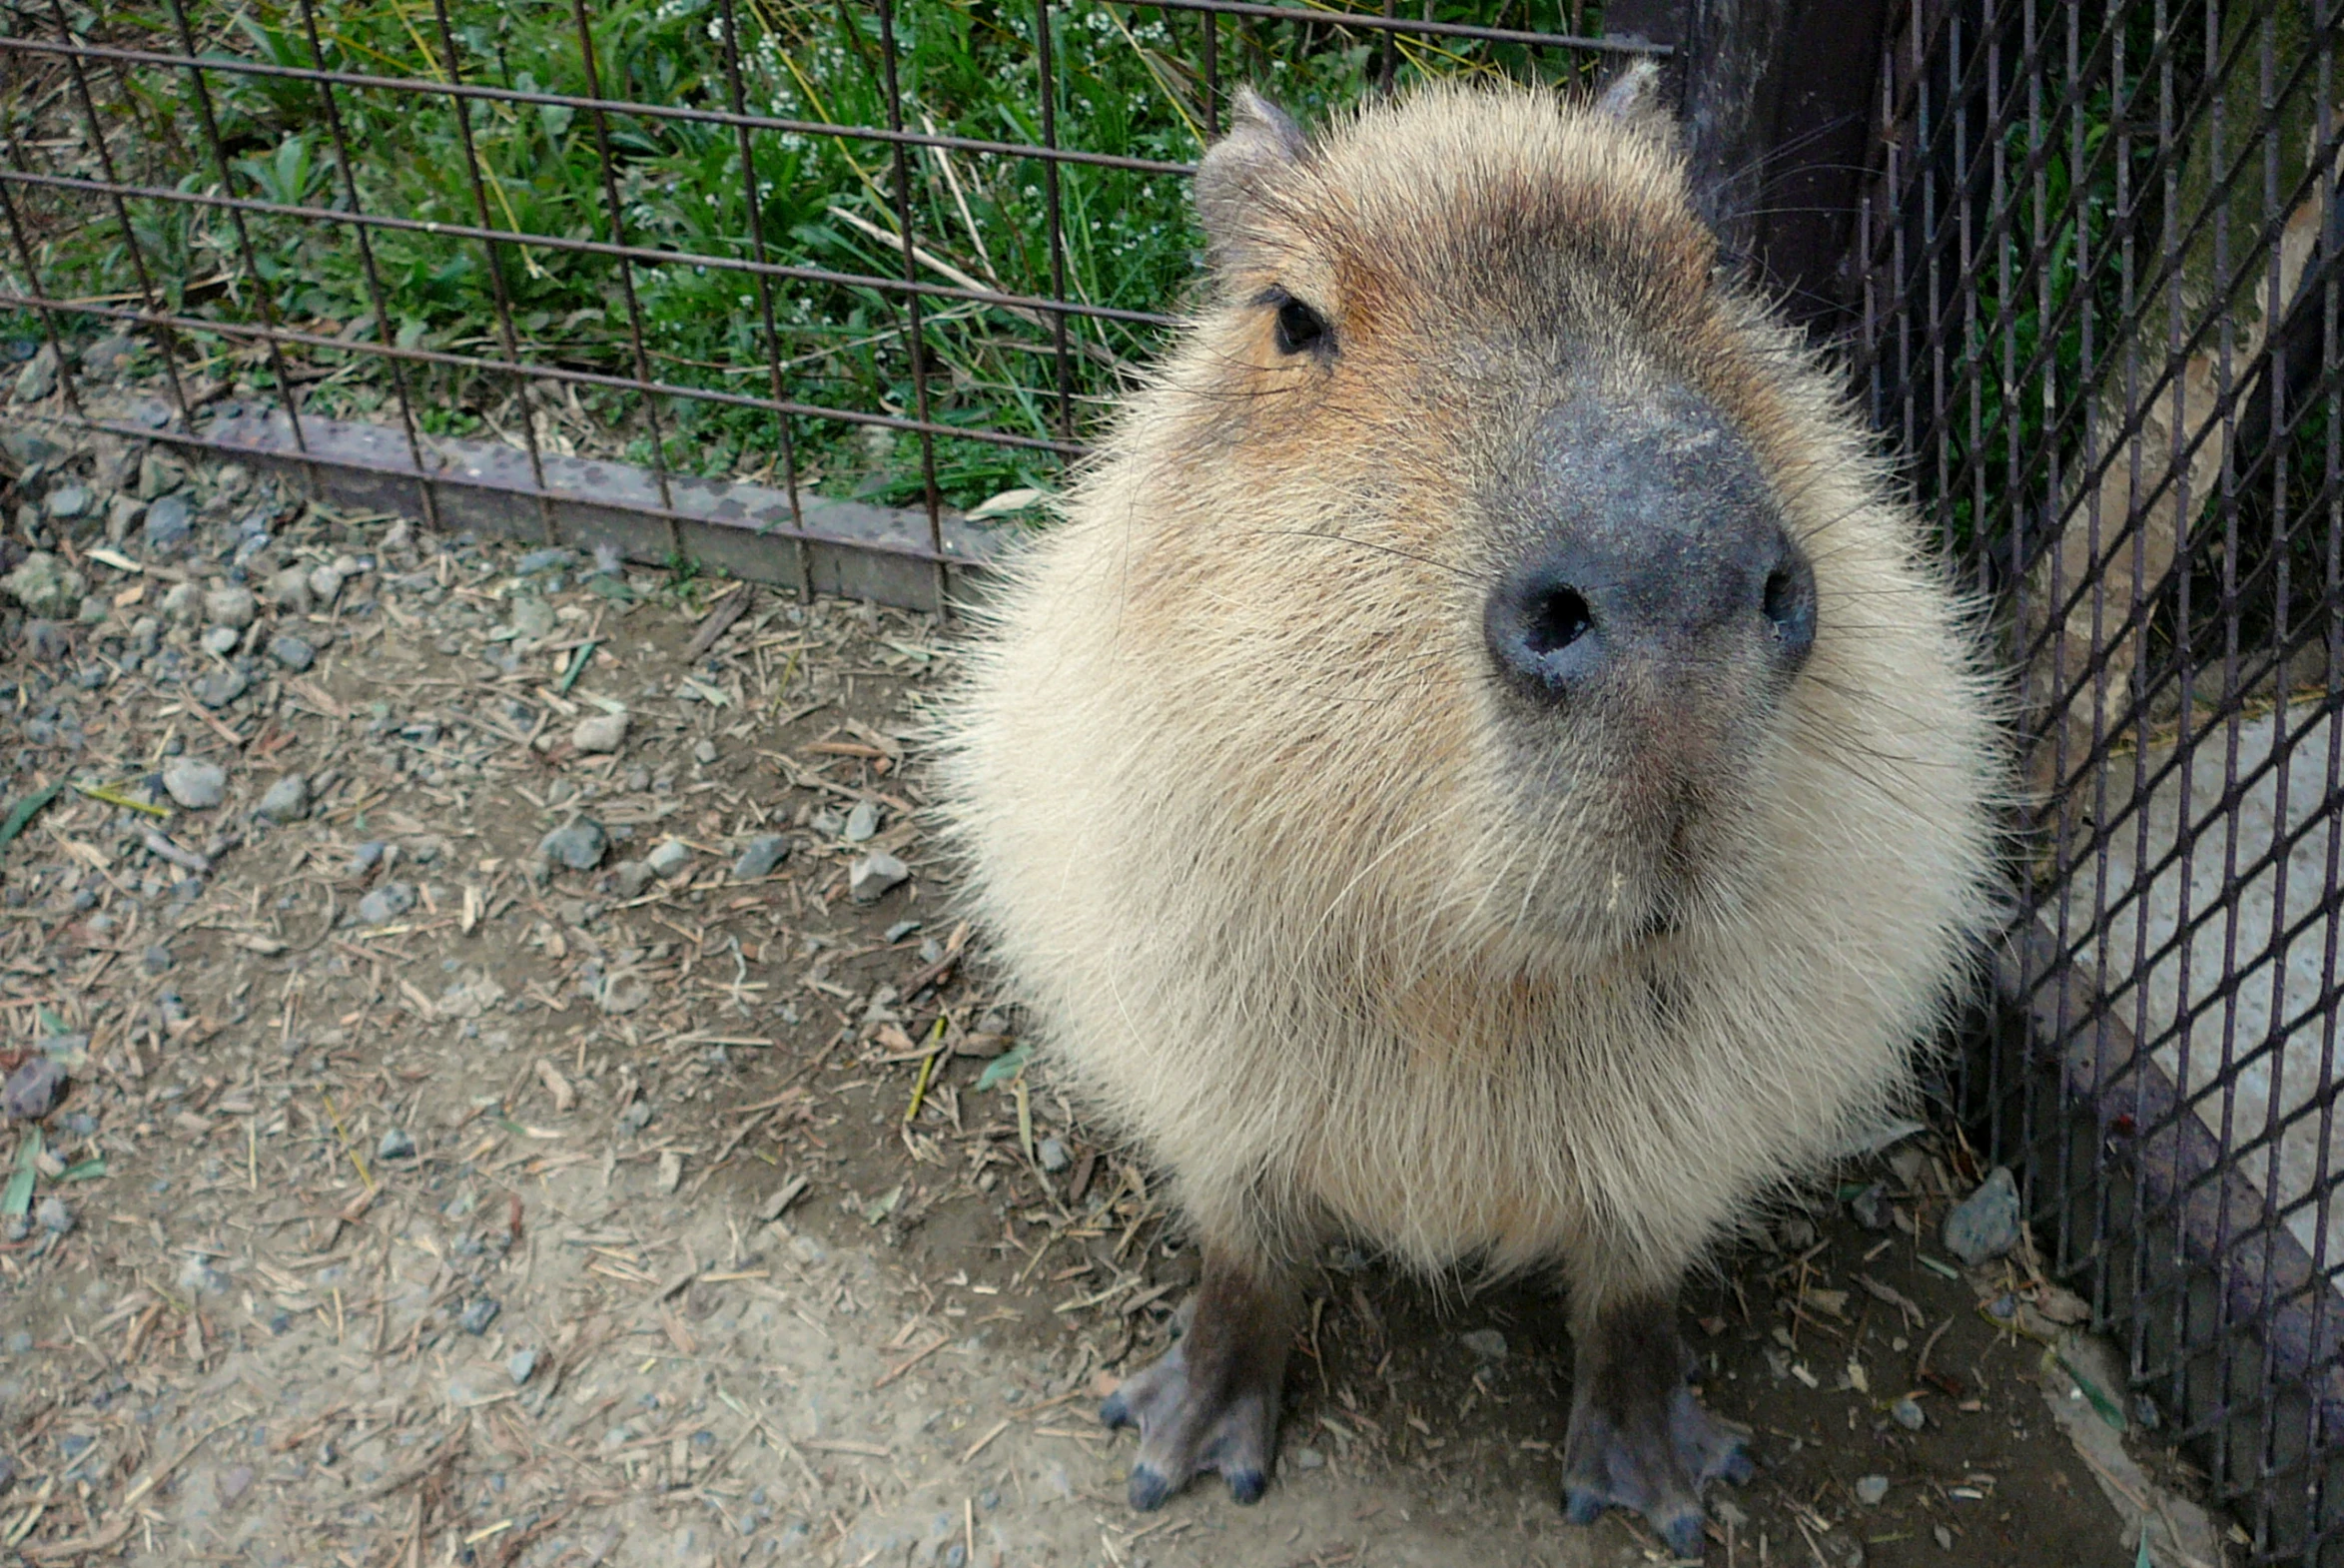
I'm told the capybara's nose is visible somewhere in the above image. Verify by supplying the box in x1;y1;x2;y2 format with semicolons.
1482;385;1816;703
1483;521;1815;702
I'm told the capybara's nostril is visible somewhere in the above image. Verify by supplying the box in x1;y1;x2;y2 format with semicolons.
1761;541;1817;670
1485;564;1604;701
1525;585;1594;658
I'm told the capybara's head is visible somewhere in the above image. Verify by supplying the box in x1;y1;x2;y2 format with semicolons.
1071;77;1983;966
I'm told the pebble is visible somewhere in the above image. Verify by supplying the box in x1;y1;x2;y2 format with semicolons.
540;819;608;872
45;483;90;519
607;861;655;901
377;1128;416;1161
268;633;316;671
2;1058;67;1120
162;757;228;809
197;667;251;708
572;712;628;753
266;565;314;613
4;552;86;619
507;1347;539;1385
1855;1474;1889;1506
205;583;258;629
142;945;174;974
646;839;692;879
308;564;344;604
161;580;201;621
257;774;309;823
843;800;881;842
849;852;909;903
1934;1525;1953;1551
458;1298;500;1334
1890;1395;1926;1431
516;547;573;574
220;1465;254;1504
21;620;71;662
13;345;55;400
35;1194;72;1234
507;595;555;640
357;882;416;925
733;836;790;880
177;1256;231;1295
1459;1328;1508;1362
692;737;717;764
1036;1137;1070;1173
1943;1166;2021;1265
144;493;193;552
201;624;241;656
1289;1446;1325;1471
1848;1182;1892;1230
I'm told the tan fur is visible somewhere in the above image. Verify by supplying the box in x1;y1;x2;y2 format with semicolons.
937;83;2004;1311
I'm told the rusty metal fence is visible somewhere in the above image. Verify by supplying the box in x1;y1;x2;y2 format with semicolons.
10;0;2344;1557
1861;0;2344;1558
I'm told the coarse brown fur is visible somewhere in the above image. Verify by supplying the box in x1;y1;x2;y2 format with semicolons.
937;75;2004;1507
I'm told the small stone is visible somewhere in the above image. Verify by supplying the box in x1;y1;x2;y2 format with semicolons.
75;594;107;626
1890;1395;1925;1431
657;1150;683;1192
607;861;655;901
1855;1474;1889;1506
507;1347;539;1385
457;1297;500;1334
1848;1182;1892;1230
308;564;344;605
201;624;241;656
144;493;194;552
357;882;416;925
2;1057;67;1120
105;492;145;542
733;836;790;880
161;579;201;622
843;800;881;842
692;738;717;764
507;595;555;641
265;565;313;614
572;712;628;754
377;1127;416;1161
257;774;309;823
646;839;691;880
884;920;923;943
205;583;258;629
161;757;228;809
219;1464;254;1504
599;976;652;1016
1036;1137;1070;1174
198;667;251;708
848;852;909;904
268;633;315;671
13;344;56;401
516;547;573;575
34;1194;72;1233
142;945;173;975
1289;1446;1325;1471
45;483;90;519
539;819;607;872
177;1256;230;1295
1934;1524;1953;1551
21;620;72;662
1943;1166;2021;1265
4;552;86;618
1459;1328;1508;1362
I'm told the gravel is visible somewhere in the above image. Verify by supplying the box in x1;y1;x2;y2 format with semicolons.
733;835;791;880
143;493;193;551
2;1058;67;1121
161;758;228;810
572;712;629;753
849;852;910;903
646;839;692;879
257;774;310;823
204;583;258;629
357;882;416;925
539;819;608;872
268;633;316;671
1943;1167;2021;1265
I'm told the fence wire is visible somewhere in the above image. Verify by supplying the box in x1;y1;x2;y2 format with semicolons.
1861;0;2344;1557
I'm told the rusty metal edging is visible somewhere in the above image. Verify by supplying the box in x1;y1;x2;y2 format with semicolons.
79;404;1007;614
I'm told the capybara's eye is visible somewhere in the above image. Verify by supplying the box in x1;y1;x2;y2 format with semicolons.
1272;296;1328;356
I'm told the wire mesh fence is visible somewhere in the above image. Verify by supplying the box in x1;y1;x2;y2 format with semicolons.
0;1;1646;599
1860;0;2344;1556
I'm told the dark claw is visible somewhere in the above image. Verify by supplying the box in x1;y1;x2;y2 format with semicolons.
1225;1467;1266;1505
1660;1509;1707;1559
1100;1393;1133;1430
1128;1463;1172;1512
1564;1488;1605;1527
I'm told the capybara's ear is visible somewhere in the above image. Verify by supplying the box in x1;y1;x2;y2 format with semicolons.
1194;88;1307;273
1594;57;1673;138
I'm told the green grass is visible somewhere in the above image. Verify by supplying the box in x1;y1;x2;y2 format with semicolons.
2;0;1613;509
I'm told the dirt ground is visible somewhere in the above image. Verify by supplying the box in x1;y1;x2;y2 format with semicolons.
0;414;2236;1567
